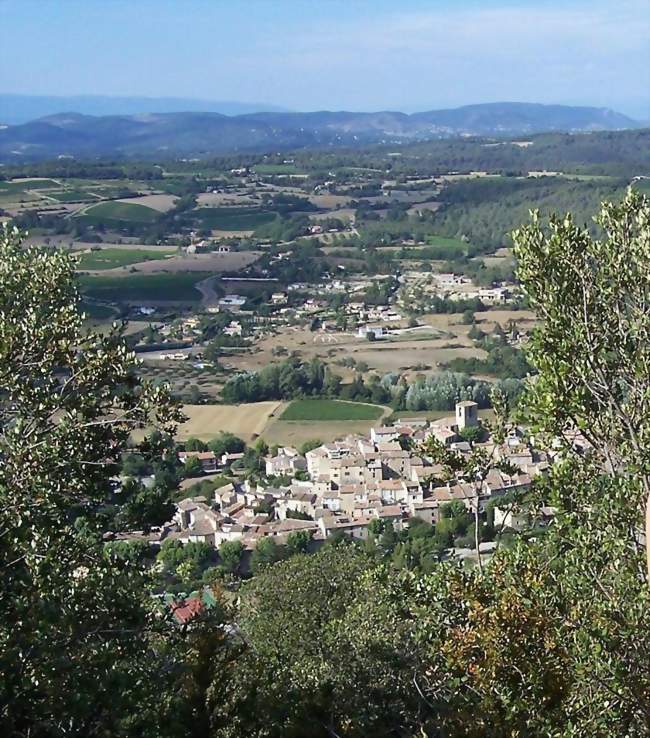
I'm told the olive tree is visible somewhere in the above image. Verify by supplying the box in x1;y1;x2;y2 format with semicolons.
513;188;650;579
0;227;184;736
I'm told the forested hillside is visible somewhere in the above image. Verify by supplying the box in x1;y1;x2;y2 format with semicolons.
432;176;628;248
0;103;640;161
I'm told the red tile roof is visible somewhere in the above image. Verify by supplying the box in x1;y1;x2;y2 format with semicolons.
171;596;205;625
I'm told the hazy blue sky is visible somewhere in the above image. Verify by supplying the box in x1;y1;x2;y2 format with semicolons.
2;0;648;117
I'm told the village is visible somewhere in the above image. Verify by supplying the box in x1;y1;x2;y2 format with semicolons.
109;397;568;571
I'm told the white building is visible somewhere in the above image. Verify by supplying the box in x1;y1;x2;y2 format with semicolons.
358;325;384;339
218;294;247;309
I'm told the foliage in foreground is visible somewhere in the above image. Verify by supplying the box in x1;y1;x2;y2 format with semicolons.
1;189;650;737
0;227;191;736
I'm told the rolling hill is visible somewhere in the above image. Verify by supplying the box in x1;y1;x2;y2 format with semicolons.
0;102;639;161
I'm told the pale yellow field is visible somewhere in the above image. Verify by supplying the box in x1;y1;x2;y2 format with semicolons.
227;306;535;382
176;401;287;441
347;342;485;374
474;309;536;329
196;192;258;207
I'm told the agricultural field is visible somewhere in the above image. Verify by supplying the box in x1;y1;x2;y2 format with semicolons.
424;235;467;249
0;191;42;208
191;207;277;231
0;178;60;194
346;341;484;375
310;208;356;223
407;200;441;215
176;401;286;441
76;200;160;226
117;194;178;212
79;271;212;303
253;164;307;175
196;192;258;207
118;251;261;274
88;186;139;198
46;190;99;203
227;320;480;380
76;247;176;270
137;359;225;401
307;194;352;209
263;416;390;446
280;398;384;421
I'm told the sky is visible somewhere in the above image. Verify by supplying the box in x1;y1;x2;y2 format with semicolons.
1;0;649;118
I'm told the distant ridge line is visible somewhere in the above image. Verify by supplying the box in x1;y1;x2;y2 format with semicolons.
0;101;640;161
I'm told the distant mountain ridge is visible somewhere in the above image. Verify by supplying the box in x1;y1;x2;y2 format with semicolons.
0;94;290;124
0;102;640;161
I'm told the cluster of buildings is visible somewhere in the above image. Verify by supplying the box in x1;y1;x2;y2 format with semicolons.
114;401;558;557
398;270;514;307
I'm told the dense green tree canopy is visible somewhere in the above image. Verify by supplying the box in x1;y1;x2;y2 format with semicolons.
0;226;183;735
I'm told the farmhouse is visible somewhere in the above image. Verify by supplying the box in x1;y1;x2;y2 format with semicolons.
177;451;218;473
223;321;243;337
478;286;510;303
358;325;384;339
218;294;247;309
270;292;288;305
